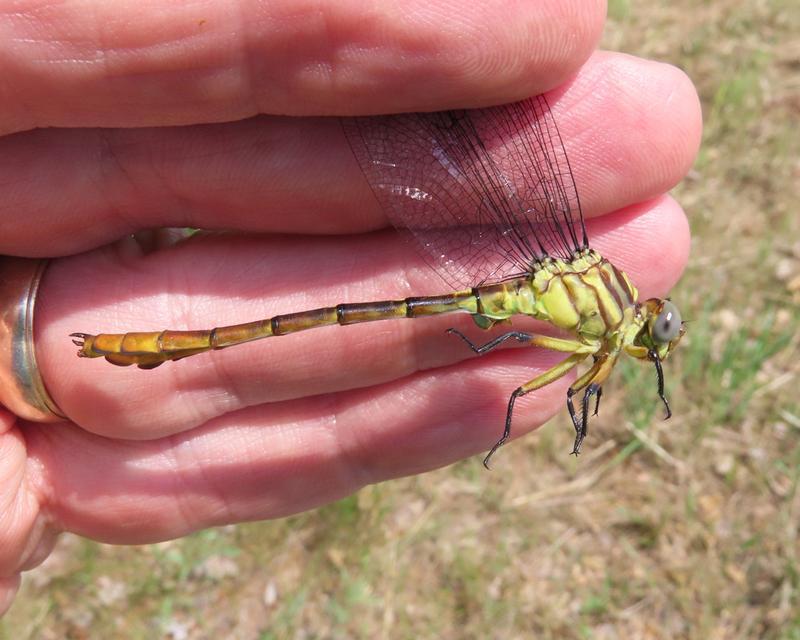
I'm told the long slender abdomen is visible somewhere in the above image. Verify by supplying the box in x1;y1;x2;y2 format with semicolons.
70;290;480;368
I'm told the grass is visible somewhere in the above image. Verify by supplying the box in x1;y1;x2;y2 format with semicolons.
4;1;800;638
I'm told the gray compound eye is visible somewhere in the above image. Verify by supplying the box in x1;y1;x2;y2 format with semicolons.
652;300;682;343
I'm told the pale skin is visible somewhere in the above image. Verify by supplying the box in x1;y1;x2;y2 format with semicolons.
0;0;701;614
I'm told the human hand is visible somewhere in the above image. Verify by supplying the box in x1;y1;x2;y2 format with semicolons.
0;0;700;613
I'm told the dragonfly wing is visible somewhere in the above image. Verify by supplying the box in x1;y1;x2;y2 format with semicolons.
341;95;586;289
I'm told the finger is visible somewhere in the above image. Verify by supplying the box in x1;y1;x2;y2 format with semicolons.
30;308;680;542
0;52;700;256
1;0;605;134
0;576;20;616
37;195;690;438
0;411;45;581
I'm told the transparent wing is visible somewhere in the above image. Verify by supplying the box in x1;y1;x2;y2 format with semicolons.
341;95;587;289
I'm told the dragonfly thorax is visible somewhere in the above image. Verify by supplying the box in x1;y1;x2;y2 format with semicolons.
523;249;639;341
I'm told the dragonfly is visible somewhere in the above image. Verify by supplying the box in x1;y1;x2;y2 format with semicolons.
70;95;686;468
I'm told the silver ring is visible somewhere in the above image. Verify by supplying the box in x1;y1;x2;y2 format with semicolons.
0;257;65;422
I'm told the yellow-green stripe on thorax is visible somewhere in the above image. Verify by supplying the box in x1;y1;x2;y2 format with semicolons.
471;249;639;341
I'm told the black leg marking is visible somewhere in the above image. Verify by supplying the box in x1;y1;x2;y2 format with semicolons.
446;328;535;355
593;386;603;417
648;349;672;419
571;383;601;455
567;388;581;436
483;387;525;469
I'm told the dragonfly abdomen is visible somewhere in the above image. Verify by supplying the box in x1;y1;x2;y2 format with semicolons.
265;291;482;335
70;289;484;368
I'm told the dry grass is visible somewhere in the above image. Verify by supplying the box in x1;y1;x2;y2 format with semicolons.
4;1;800;638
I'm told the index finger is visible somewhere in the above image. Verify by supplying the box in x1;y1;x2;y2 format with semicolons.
1;0;605;134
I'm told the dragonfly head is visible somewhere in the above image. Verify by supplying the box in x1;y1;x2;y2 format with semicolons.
632;298;686;360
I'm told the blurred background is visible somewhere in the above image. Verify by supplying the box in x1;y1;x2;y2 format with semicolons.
4;1;799;638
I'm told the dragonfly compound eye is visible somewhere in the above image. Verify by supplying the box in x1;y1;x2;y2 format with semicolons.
652;300;682;343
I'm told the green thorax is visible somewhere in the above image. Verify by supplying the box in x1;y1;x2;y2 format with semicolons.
469;249;640;341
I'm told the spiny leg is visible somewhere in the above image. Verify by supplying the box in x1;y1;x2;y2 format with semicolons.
648;349;672;419
447;328;589;355
589;355;603;415
593;387;603;416
483;352;587;469
565;385;601;455
566;383;603;441
572;383;602;455
447;329;533;354
566;352;618;455
566;357;606;439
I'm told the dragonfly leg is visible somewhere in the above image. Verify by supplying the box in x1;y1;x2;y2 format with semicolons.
590;355;603;415
593;386;603;416
447;328;589;356
569;383;602;455
447;329;534;354
566;352;618;455
648;349;672;419
483;352;587;469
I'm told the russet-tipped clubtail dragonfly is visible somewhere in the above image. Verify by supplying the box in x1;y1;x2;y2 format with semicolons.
71;95;685;467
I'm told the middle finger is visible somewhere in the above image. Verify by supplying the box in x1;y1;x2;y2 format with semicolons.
0;52;700;256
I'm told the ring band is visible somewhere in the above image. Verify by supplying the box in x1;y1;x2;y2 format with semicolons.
0;257;66;422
